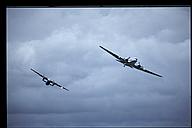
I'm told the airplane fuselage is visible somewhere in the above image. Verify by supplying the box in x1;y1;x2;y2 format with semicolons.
116;59;135;68
42;77;54;86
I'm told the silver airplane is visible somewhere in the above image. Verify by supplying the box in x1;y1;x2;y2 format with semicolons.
30;68;69;91
99;46;162;77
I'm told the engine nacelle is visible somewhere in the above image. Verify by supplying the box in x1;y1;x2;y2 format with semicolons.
45;81;50;85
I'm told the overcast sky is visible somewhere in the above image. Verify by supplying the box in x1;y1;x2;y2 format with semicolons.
7;7;191;127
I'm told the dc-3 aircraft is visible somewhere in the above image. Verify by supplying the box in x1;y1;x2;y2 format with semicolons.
99;46;162;77
30;68;69;91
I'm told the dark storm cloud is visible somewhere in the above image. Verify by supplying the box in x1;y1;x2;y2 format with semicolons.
7;7;190;126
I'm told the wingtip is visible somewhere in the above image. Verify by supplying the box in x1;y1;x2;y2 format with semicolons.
61;87;69;91
65;88;69;91
158;75;163;78
99;46;105;49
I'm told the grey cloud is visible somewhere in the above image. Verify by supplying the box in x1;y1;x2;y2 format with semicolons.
7;7;190;126
8;8;189;43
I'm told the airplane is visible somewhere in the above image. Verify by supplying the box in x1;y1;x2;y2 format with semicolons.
30;68;69;91
99;46;163;77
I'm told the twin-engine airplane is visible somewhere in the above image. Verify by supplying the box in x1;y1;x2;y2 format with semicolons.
30;68;69;91
99;46;162;77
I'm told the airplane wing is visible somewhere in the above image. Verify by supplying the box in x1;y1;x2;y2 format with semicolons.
133;65;162;77
54;82;69;91
99;46;122;60
30;68;46;78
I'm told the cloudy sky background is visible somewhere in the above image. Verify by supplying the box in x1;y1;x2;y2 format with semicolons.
7;7;191;127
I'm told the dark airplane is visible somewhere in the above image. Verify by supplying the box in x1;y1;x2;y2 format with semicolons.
99;46;163;77
30;68;69;91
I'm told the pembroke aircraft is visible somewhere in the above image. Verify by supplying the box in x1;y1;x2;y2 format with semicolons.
30;68;69;91
99;46;162;77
